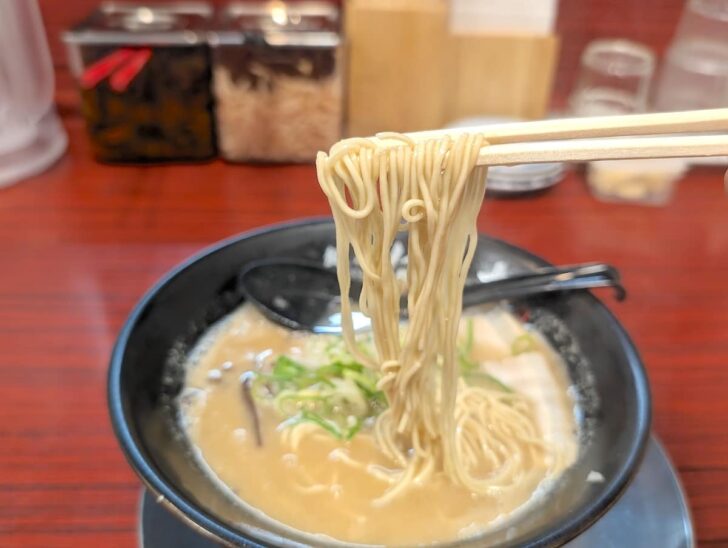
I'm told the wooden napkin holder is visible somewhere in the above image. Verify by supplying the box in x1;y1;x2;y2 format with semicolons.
345;0;560;135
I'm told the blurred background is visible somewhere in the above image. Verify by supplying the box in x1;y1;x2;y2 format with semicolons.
2;2;728;546
43;0;688;112
7;0;721;202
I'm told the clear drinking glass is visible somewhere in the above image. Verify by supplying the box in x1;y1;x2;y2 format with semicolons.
568;39;684;206
0;0;67;187
654;0;728;111
569;39;656;116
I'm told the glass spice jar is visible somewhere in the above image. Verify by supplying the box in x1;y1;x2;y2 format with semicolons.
210;1;343;163
63;2;216;163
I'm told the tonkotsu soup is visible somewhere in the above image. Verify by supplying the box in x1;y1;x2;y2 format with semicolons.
178;303;578;545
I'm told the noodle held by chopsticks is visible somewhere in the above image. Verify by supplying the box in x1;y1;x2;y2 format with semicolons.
315;133;548;503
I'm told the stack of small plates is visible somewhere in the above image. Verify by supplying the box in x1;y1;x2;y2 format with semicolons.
446;117;567;195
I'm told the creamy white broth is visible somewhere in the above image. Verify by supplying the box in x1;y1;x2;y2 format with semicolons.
179;303;578;545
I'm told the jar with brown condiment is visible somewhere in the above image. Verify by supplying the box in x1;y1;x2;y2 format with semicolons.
63;2;216;163
210;2;343;163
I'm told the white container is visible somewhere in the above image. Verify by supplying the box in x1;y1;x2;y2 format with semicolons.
0;0;67;188
587;158;688;206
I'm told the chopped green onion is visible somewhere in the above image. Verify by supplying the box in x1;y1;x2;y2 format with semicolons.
342;368;378;396
458;353;478;373
281;410;362;441
272;355;307;377
456;318;513;392
464;371;514;393
253;350;385;441
457;318;478;374
464;318;474;355
274;390;330;416
511;334;537;355
344;416;363;440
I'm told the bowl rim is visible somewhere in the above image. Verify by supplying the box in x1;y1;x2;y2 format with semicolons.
108;217;651;548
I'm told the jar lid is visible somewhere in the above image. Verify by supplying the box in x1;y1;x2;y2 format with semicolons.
63;2;213;46
210;1;341;48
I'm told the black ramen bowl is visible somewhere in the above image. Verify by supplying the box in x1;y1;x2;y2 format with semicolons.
109;218;651;547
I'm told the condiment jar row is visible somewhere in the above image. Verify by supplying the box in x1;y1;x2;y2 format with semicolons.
63;1;343;164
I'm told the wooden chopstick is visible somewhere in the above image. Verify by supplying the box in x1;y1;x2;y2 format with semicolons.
478;134;728;166
370;109;728;165
394;108;728;145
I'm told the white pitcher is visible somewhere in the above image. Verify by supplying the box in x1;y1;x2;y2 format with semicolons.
0;0;67;187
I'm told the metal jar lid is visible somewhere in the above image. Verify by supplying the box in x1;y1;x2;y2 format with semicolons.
209;1;341;48
62;2;213;46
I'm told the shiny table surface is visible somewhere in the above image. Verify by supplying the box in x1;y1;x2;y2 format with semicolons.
2;115;727;546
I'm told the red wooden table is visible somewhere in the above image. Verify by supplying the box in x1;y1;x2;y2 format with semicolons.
1;111;727;546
